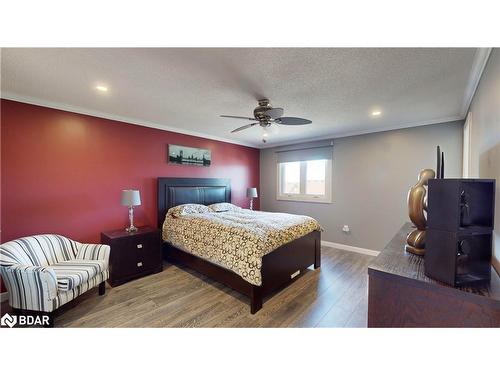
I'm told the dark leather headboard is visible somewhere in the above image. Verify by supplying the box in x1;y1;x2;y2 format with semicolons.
157;177;231;228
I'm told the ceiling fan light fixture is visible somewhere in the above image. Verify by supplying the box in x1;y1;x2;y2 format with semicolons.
221;99;312;136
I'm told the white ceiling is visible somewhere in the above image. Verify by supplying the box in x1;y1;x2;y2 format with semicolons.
0;48;485;148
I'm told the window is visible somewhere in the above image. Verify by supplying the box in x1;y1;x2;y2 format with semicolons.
282;161;301;194
306;159;326;195
277;157;332;203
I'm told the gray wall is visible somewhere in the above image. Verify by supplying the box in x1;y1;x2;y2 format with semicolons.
260;121;463;251
468;49;500;271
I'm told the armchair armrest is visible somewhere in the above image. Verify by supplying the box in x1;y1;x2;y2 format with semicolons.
76;243;110;264
0;264;58;311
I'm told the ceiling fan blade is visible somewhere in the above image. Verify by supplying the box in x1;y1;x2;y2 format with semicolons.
231;122;259;133
276;117;312;125
221;115;257;121
263;107;284;119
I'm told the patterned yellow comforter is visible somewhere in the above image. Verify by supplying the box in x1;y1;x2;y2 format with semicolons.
162;209;321;286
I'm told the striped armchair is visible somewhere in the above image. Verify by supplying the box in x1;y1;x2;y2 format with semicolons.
0;234;110;317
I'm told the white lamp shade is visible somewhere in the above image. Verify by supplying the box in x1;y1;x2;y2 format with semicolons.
246;187;258;198
121;190;141;206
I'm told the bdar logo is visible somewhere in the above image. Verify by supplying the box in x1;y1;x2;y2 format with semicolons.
1;313;17;328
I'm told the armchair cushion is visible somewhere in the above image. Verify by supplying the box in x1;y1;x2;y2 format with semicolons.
50;259;107;291
76;243;110;264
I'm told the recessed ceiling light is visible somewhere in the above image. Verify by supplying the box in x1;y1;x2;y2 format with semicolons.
371;110;382;116
95;85;108;92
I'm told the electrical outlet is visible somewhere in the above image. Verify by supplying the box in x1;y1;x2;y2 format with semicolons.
342;225;350;233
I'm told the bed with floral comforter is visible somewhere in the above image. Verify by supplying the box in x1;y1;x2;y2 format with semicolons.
162;207;320;286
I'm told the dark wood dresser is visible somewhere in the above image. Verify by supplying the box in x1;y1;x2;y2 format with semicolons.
368;222;500;327
101;226;162;287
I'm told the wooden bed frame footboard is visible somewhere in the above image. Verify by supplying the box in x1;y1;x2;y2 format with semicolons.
163;230;321;314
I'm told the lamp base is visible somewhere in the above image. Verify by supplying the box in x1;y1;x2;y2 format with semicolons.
125;206;138;232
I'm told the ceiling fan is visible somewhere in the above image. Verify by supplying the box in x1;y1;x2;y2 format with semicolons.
220;99;312;143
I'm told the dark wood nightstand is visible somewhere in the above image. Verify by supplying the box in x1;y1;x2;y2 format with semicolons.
101;226;162;287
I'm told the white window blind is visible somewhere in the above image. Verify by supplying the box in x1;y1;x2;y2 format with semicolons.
276;145;333;163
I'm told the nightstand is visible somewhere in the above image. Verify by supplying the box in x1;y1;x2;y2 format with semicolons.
101;226;162;287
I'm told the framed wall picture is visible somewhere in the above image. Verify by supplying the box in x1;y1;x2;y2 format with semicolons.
168;144;211;166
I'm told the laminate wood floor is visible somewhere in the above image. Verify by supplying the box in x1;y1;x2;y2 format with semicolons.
2;246;374;328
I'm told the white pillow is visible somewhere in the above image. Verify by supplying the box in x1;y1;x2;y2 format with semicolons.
167;204;212;218
208;203;241;212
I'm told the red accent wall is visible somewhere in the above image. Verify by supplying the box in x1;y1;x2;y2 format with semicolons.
0;99;260;292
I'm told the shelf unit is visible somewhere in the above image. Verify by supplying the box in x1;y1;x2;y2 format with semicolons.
425;179;495;287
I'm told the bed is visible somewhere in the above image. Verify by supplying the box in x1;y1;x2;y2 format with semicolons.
157;177;321;313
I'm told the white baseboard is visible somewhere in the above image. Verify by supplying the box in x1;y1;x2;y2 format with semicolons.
321;240;380;257
0;291;9;303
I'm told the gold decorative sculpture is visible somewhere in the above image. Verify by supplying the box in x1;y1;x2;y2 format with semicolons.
405;169;436;256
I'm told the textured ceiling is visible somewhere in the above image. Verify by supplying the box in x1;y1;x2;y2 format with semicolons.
1;48;478;148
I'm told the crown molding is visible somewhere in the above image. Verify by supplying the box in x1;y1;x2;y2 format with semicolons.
260;116;463;149
460;48;492;117
0;92;260;149
1;92;465;150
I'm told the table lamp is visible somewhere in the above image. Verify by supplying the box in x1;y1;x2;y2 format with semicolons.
121;189;141;232
246;187;258;210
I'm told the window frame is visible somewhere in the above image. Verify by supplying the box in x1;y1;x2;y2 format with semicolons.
276;159;333;203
